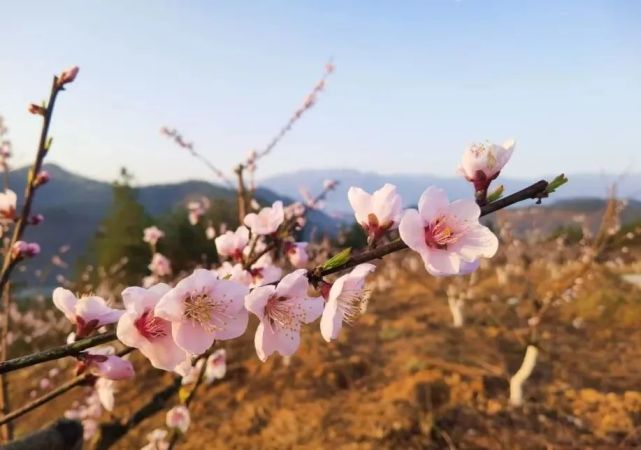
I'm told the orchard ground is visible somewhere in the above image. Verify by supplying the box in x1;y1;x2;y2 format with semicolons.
6;242;641;449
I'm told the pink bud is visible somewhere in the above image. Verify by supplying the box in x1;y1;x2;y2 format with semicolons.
35;171;50;187
58;66;79;86
29;214;44;225
28;104;46;116
12;241;40;259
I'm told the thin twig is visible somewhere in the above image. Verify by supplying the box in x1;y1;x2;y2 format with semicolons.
0;331;117;374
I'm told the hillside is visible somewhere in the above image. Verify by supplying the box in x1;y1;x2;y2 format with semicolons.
261;169;641;214
9;164;338;286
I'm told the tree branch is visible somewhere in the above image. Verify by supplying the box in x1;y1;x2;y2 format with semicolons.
0;331;116;375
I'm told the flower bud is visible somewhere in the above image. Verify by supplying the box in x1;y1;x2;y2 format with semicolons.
34;170;50;187
58;66;80;86
29;214;45;225
28;104;46;116
12;241;40;259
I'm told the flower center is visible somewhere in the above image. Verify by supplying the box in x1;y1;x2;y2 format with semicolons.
425;216;459;249
135;309;168;339
264;295;300;333
183;291;232;333
337;287;371;324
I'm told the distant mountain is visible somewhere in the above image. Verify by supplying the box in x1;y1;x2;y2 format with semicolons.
10;164;338;284
260;169;641;214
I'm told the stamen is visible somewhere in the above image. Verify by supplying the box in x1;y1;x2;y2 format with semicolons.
337;288;371;324
135;309;168;339
264;295;304;336
183;290;233;333
425;216;460;249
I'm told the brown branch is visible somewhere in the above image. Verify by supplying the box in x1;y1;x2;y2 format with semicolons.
0;373;92;426
0;331;117;374
313;179;549;279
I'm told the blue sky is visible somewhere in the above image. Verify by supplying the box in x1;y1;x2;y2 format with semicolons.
1;0;639;185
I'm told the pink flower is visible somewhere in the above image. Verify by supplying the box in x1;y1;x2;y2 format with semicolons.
166;405;190;433
58;66;79;85
214;226;249;260
143;226;165;246
53;288;123;337
398;187;499;276
243;201;285;235
95;378;116;411
12;241;40;258
205;349;226;383
320;263;375;342
155;269;249;355
348;184;403;242
83;347;134;380
245;269;323;361
248;262;282;288
287;242;309;268
205;225;216;240
116;284;186;372
148;253;172;277
216;262;252;286
457;139;515;191
0;189;16;220
39;378;51;390
143;429;170;450
323;179;338;190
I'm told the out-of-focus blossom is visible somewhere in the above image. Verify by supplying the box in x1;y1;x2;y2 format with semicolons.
155;269;249;355
243;201;284;235
142;429;170;450
245;269;323;361
348;184;403;242
205;349;226;383
166;405;190;433
53;288;123;337
148;253;172;277
29;214;45;225
205;224;216;240
457;139;515;191
215;226;249;260
323;179;338;190
399;187;498;276
287;242;309;268
0;189;17;220
320;263;375;342
12;241;40;258
143;226;165;246
34;170;50;187
216;262;252;286
95;377;116;411
248;262;282;288
39;378;51;390
82;347;134;380
117;284;186;372
187;198;210;225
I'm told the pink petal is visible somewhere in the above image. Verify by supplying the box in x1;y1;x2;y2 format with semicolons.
423;248;461;276
154;291;185;322
275;269;309;299
52;288;77;322
212;308;248;341
139;334;186;372
455;225;499;260
173;320;215;355
254;320;300;361
245;285;275;321
446;199;481;223
418;187;449;223
115;312;146;348
320;300;343;342
347;187;372;225
399;209;428;253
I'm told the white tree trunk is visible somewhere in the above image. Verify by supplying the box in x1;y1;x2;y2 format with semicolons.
447;297;465;328
509;345;538;407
